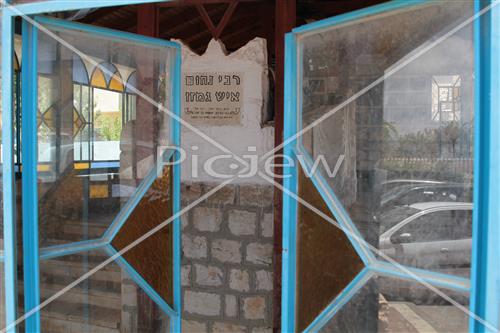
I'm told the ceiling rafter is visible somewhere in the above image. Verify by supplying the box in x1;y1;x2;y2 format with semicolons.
158;0;260;7
79;5;122;24
159;5;226;38
185;6;247;44
196;1;238;40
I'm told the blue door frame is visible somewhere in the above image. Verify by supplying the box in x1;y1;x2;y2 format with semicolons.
282;1;500;332
1;1;182;332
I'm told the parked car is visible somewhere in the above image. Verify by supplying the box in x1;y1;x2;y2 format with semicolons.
378;202;472;304
379;202;472;274
381;179;445;192
379;183;472;211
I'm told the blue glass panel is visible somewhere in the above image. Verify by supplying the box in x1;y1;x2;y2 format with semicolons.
125;71;136;93
72;54;89;85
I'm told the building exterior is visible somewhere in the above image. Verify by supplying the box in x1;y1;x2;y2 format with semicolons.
0;1;499;333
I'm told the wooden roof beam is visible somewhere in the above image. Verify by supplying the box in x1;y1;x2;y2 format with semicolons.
214;1;238;39
196;4;218;38
195;1;239;40
137;3;159;36
158;0;260;7
159;5;225;38
79;5;125;24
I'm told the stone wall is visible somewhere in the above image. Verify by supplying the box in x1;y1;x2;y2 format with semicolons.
181;182;274;333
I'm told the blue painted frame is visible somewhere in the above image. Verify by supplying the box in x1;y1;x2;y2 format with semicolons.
281;32;299;333
104;244;177;318
282;1;499;332
1;3;182;331
21;18;41;332
1;10;18;333
171;41;183;333
469;1;500;332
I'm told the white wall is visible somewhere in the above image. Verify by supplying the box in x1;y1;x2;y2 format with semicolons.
178;38;274;184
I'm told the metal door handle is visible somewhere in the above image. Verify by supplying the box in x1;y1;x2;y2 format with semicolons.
440;248;449;253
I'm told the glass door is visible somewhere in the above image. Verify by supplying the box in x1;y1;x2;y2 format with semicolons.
20;16;181;333
282;1;499;332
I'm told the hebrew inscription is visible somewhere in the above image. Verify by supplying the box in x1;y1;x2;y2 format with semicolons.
183;72;243;126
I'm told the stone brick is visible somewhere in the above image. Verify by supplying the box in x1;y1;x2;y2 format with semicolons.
184;290;221;317
252;328;272;333
182;183;203;203
229;269;250;292
246;243;272;266
211;322;247;333
181;213;189;230
224;295;237;318
228;210;256;236
239;185;273;207
195;264;224;287
260;213;273;238
193;207;223;232
206;184;235;205
255;270;273;291
182;319;207;333
242;296;266;320
212;239;242;264
181;265;191;287
182;234;208;259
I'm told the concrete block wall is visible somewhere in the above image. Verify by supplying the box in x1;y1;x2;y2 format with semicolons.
181;182;274;333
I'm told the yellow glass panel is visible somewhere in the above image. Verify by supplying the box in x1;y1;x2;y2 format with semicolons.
42;106;56;132
37;164;51;172
73;108;85;137
37;111;43;128
91;68;107;89
90;184;109;198
73;162;90;170
109;74;124;92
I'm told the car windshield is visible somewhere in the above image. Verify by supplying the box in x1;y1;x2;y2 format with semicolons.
377;206;420;233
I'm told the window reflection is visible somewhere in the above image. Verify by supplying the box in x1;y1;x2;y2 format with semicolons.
34;23;172;249
319;276;469;333
300;1;474;277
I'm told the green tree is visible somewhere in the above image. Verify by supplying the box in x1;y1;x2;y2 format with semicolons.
94;111;121;141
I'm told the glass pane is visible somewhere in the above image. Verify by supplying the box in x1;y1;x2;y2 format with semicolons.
36;21;174;248
319;275;469;333
299;1;474;277
35;250;170;333
0;264;4;330
12;0;47;3
112;162;174;306
0;14;3;329
296;165;364;331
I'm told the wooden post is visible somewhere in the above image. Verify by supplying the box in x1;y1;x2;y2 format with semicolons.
137;3;159;37
274;1;295;332
125;4;163;329
133;4;160;180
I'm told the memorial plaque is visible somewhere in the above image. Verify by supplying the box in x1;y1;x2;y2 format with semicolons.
183;72;243;126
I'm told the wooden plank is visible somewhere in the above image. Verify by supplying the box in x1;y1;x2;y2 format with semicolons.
159;6;225;38
79;6;122;24
158;0;260;7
